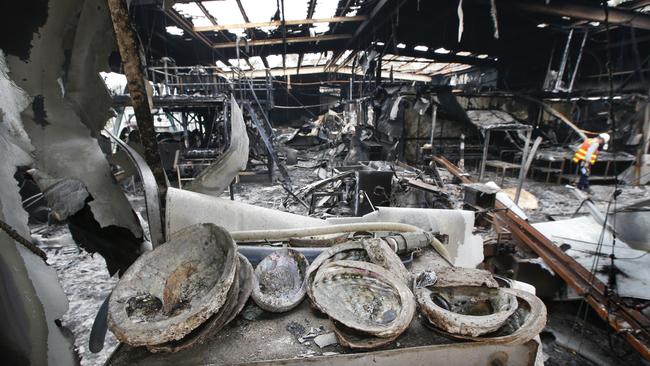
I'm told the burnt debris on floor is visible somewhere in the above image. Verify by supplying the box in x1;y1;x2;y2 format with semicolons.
2;1;650;366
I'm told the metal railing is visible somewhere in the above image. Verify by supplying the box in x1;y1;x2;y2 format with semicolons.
148;64;272;102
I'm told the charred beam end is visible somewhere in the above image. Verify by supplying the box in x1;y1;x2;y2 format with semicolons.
106;0;168;201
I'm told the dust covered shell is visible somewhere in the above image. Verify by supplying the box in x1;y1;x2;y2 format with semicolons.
305;238;410;312
107;223;237;346
251;248;309;312
414;271;518;337
146;254;254;353
311;260;415;339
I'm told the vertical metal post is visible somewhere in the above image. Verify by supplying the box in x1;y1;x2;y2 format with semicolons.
555;28;574;91
637;89;650;185
163;58;170;95
568;31;588;92
459;133;466;171
106;0;167;201
514;128;533;203
430;102;438;146
349;77;353;102
479;129;491;182
376;54;382;87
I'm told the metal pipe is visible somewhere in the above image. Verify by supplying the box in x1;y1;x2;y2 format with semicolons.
555;28;574;91
430;102;438;146
479;129;491;182
230;222;422;242
515;135;542;204
238;231;443;265
459;133;466;170
514;129;533;203
569;31;589;92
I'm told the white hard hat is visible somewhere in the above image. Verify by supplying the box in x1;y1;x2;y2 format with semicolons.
599;133;610;150
598;133;610;143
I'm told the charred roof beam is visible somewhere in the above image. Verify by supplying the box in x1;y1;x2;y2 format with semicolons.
212;34;352;48
508;0;650;30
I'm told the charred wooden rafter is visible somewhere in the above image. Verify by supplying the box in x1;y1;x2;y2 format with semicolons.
194;15;367;32
212;34;352;48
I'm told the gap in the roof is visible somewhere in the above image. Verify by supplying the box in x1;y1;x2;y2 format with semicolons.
166;26;184;36
280;0;307;21
215;60;232;72
173;3;211;27
336;50;353;65
266;54;283;68
312;0;338;19
239;0;277;23
203;0;246;36
228;59;251;70
248;56;266;70
284;54;300;68
312;22;330;34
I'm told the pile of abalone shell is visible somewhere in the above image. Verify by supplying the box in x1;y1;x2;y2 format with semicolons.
305;237;416;348
107;223;254;353
108;225;546;353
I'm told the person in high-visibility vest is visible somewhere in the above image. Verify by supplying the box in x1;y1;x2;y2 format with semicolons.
572;133;610;191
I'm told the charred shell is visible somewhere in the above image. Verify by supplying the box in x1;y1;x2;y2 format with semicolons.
305;238;410;310
311;260;415;339
107;223;237;346
429;288;547;344
251;249;309;312
146;254;255;353
414;273;518;337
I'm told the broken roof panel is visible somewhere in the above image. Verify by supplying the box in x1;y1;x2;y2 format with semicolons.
173;2;212;28
466;110;531;130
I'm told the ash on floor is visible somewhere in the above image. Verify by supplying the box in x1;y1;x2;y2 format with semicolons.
33;224;119;366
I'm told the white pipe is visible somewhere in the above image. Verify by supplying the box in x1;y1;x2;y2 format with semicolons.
230;222;422;242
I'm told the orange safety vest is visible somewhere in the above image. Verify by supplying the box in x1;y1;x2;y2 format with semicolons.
572;138;598;164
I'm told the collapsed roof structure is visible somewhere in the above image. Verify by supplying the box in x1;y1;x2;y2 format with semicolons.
1;0;650;365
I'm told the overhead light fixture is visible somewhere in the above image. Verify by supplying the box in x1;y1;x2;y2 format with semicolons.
376;41;385;46
414;45;429;52
434;47;450;54
456;51;471;56
477;54;488;59
397;43;406;49
589;21;600;26
562;16;571;20
537;23;548;28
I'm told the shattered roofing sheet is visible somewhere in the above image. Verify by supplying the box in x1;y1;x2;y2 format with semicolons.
466;110;530;130
215;50;473;81
379;54;472;75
